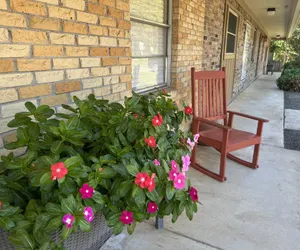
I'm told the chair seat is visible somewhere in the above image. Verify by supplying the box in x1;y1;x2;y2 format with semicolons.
199;127;261;152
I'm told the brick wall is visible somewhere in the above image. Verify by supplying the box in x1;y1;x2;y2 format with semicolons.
170;0;205;104
202;0;224;70
0;0;132;156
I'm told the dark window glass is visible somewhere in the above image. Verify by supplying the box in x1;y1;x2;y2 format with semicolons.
226;34;236;53
228;12;237;34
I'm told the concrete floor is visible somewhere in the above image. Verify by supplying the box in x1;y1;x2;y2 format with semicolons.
101;74;300;250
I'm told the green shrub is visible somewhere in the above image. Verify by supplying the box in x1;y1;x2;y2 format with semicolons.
0;91;200;250
277;68;300;91
283;56;300;70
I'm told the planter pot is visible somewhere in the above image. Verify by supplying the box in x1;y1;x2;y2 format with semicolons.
0;213;112;250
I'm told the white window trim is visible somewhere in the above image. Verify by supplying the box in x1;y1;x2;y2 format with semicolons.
130;0;172;93
224;8;239;59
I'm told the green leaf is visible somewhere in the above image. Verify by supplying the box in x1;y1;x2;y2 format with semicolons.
127;221;136;235
59;177;76;195
166;182;175;200
161;159;170;173
61;195;77;214
17;229;36;249
24;211;37;222
172;209;179;223
185;202;193;221
61;104;77;113
98;167;116;178
177;111;184;124
8;234;22;247
14;220;33;231
107;213;121;227
51;141;65;154
66;116;79;130
126;164;139;176
45;216;63;232
78;219;91;232
45;203;63;216
60;226;72;241
92;192;106;205
175;190;186;201
40;172;53;191
133;212;146;222
117;180;132;197
113;221;123;235
132;186;145;207
64;156;83;169
8;116;31;128
0;217;16;230
33;214;52;235
25;102;36;113
0;204;20;217
38;242;50;250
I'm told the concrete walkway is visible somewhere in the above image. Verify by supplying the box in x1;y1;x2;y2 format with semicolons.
101;74;300;250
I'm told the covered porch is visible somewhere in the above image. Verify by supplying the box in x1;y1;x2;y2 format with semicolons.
101;74;300;250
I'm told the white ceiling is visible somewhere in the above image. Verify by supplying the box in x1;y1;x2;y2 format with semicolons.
243;0;299;38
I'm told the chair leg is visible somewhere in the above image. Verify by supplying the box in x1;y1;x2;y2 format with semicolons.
252;144;260;169
219;150;227;181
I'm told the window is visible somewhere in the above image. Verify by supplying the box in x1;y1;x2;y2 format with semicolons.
225;10;238;56
130;0;170;91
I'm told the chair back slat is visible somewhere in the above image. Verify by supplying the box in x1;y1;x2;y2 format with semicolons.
191;68;227;122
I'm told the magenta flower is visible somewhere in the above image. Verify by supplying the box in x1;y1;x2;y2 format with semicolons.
174;173;186;189
62;214;75;229
190;187;198;202
169;169;179;181
153;159;160;166
83;207;95;223
80;183;94;199
147;202;158;213
194;133;200;143
120;210;133;225
182;154;191;172
187;138;195;151
171;160;178;170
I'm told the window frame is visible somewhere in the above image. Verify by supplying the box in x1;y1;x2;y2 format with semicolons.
252;28;258;61
224;8;239;59
130;0;172;93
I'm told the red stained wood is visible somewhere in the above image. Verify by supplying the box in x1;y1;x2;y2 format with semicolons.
190;67;269;182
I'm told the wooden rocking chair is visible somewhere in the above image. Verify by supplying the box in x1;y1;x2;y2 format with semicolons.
191;67;268;182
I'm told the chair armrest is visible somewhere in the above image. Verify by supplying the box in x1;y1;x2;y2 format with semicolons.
227;111;269;123
193;117;232;131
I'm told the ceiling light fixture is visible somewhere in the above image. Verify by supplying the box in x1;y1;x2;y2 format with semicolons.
267;8;276;16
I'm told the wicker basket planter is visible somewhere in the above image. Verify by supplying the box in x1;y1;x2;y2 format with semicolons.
0;213;112;250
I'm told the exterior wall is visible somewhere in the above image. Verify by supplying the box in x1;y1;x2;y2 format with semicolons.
0;0;132;156
202;0;225;70
0;0;270;155
170;0;205;104
202;0;269;99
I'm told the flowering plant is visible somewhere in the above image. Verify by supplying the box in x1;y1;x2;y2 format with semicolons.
0;91;200;249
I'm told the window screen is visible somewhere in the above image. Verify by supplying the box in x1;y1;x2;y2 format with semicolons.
131;0;169;91
225;11;238;54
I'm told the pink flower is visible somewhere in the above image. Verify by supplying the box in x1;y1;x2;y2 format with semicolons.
153;159;160;166
162;88;167;94
80;183;94;199
187;138;195;151
174;173;186;190
169;169;179;181
148;173;156;193
194;134;200;143
62;214;75;229
83;207;95;223
171;160;178;170
147;202;158;213
190;187;198;202
182;154;191;172
120;210;133;224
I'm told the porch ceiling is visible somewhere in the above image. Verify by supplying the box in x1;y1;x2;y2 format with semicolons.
240;0;300;39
